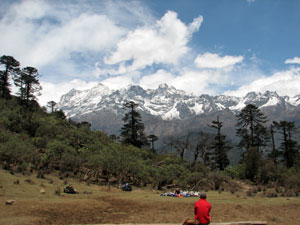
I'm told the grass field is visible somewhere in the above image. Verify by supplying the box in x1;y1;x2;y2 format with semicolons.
0;169;300;225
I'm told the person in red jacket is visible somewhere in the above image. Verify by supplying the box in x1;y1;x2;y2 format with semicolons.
194;192;211;225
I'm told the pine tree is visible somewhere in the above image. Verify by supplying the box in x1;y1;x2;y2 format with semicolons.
0;55;20;98
244;146;261;181
14;66;42;103
47;101;57;113
236;104;269;181
209;116;230;170
120;101;148;148
273;121;298;168
268;124;280;164
148;134;158;153
236;104;268;151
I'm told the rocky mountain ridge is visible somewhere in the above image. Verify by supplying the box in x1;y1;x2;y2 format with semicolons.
58;83;300;121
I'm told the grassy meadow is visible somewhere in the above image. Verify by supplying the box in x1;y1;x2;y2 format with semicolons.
1;169;300;225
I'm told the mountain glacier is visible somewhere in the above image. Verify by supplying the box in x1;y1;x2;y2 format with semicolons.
58;83;300;120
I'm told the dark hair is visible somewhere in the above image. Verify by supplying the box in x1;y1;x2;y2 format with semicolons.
200;192;207;199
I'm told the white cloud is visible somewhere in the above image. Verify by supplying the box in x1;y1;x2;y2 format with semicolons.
224;67;300;97
102;11;203;74
285;57;300;64
0;0;126;69
188;16;204;34
194;53;244;69
7;0;50;21
32;14;125;67
139;70;175;90
103;0;155;27
139;68;222;96
171;69;221;95
101;75;135;90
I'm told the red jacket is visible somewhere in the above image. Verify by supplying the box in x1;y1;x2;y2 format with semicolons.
194;199;211;224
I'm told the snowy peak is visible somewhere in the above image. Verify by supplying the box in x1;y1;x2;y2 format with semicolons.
243;91;282;107
58;83;300;120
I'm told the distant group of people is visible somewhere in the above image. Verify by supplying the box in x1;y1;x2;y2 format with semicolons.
160;188;201;197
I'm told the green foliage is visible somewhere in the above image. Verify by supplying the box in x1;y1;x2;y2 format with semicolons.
224;164;247;180
149;154;190;188
47;101;57;113
0;109;22;132
208;171;230;190
0;55;20;98
243;146;261;181
273;121;299;168
14;66;42;103
257;160;278;184
120;101;149;148
45;140;75;162
86;143;152;185
209;117;230;170
224;165;240;179
236;104;268;152
0;132;35;164
148;134;158;152
183;171;208;189
275;166;300;188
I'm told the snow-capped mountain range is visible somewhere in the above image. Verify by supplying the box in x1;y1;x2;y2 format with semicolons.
58;83;300;121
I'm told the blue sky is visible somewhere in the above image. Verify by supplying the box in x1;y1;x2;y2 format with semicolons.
1;0;300;105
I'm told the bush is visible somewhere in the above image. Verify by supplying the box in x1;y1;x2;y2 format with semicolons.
183;171;207;189
285;190;296;197
258;160;278;184
208;172;229;190
246;189;253;197
266;191;278;198
275;167;300;189
224;165;239;179
224;164;246;179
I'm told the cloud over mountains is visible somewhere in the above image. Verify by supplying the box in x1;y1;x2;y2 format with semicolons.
0;0;299;106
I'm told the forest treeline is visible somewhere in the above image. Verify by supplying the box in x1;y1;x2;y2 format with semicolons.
0;55;300;193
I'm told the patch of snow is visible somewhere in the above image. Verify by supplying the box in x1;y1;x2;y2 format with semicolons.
262;97;279;107
288;95;300;106
162;104;180;120
215;102;226;110
229;100;245;111
191;103;204;115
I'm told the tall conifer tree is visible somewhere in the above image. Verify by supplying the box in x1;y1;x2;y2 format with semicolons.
209;116;230;170
273;121;298;168
14;66;42;103
236;104;268;151
120;101;148;148
236;104;268;180
0;55;20;98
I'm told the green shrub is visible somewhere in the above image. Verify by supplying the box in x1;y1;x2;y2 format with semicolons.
224;164;246;179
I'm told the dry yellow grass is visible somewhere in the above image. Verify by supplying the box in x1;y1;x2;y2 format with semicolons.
1;169;300;225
